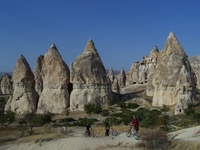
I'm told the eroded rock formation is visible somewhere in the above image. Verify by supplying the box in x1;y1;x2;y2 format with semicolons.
117;69;126;88
147;32;196;114
126;46;159;86
33;55;44;95
70;39;112;111
5;55;38;114
37;44;70;114
0;74;13;94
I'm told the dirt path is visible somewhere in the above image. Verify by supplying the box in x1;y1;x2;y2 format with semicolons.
4;127;140;150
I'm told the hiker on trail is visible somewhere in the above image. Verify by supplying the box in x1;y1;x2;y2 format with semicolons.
105;121;110;136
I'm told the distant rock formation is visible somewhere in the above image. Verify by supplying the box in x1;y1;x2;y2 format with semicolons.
117;69;126;88
126;46;159;86
5;55;38;114
0;74;13;94
147;32;196;114
33;55;44;95
37;44;70;114
70;39;112;111
107;68;115;84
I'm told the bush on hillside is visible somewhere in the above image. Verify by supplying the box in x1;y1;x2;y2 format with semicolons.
0;110;15;127
84;103;102;116
136;128;171;149
127;103;139;109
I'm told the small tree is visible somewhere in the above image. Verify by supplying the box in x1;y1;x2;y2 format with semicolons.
93;104;102;116
84;103;94;114
184;103;195;116
24;112;36;130
0;110;15;127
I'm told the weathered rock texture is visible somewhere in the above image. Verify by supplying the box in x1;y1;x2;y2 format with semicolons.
117;69;126;88
4;55;38;114
33;55;44;95
0;74;13;94
37;44;70;114
147;32;196;114
107;68;115;84
126;46;159;86
70;39;112;111
189;56;200;89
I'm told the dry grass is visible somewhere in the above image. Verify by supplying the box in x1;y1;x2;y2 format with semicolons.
92;125;128;136
0;126;65;146
171;141;200;150
0;127;20;146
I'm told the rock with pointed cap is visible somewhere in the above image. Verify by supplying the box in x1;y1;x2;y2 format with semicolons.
107;68;115;84
117;69;126;88
4;55;38;114
0;74;13;94
37;44;70;114
70;39;112;111
148;32;196;114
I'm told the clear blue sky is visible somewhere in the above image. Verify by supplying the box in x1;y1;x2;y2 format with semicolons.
1;0;200;72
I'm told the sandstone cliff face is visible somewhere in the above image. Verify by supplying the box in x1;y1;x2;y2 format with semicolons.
148;32;196;114
70;39;112;111
37;44;70;114
0;74;13;94
4;55;38;114
189;56;200;89
126;46;159;86
33;55;44;95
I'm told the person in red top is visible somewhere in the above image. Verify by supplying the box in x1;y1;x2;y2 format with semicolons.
130;115;139;132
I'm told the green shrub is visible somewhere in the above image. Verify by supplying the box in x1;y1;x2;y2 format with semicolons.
84;103;102;116
32;113;52;126
101;109;110;116
0;110;15;127
107;99;115;106
117;101;126;108
127;103;139;109
65;109;70;116
73;118;98;126
59;118;76;123
184;103;195;116
105;116;121;126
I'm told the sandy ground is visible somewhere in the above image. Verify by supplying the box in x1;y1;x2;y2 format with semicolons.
1;125;200;150
2;126;140;150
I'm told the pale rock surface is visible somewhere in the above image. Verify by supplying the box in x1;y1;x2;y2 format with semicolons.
107;68;115;84
4;55;38;114
148;32;196;114
70;39;112;111
0;74;13;94
33;55;44;95
37;44;70;114
117;69;126;88
112;77;120;94
126;62;140;85
126;46;159;86
189;55;200;89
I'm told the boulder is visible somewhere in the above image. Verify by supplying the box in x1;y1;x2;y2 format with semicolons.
4;55;38;114
37;44;70;114
70;39;112;111
148;32;196;114
0;74;13;94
